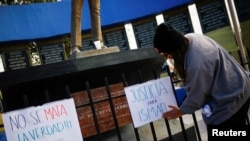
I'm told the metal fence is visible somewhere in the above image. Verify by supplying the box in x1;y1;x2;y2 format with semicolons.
74;71;203;141
79;47;250;141
0;47;250;141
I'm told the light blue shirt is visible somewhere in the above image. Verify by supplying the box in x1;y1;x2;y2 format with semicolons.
180;33;250;125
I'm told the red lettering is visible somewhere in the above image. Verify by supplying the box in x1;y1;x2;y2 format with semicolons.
44;104;68;120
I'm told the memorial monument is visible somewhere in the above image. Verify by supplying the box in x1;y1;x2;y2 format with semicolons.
71;0;119;59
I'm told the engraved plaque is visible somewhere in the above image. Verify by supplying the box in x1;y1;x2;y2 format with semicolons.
2;50;30;71
103;29;129;51
235;0;250;22
165;11;193;34
134;20;157;48
39;43;65;64
198;0;229;33
71;83;132;137
82;37;95;51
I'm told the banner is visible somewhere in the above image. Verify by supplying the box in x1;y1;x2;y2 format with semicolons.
124;77;177;128
2;98;83;141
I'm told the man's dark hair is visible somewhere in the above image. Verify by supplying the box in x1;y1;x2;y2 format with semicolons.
154;22;185;53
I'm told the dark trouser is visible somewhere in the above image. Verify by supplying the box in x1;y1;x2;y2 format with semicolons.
71;0;102;49
209;98;250;128
207;98;250;140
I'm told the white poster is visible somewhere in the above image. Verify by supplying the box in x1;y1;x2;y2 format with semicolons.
124;77;177;128
2;98;83;141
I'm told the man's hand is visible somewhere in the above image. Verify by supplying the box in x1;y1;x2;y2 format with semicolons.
162;105;184;120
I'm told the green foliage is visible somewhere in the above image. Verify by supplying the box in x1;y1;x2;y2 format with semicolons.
205;26;238;52
241;21;250;49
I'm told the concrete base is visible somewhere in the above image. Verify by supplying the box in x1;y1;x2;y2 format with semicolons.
76;46;120;58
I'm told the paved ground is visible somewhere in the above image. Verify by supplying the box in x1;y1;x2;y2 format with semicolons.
85;110;207;141
85;75;250;141
86;109;250;141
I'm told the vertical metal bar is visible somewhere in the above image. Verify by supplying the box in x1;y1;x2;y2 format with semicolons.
22;93;29;107
179;117;188;141
192;113;202;141
247;48;250;59
150;123;157;141
1;89;7;112
85;81;102;141
246;114;250;125
164;119;173;141
104;77;122;141
137;70;158;141
0;90;3;113
65;85;71;98
152;69;173;141
246;48;250;66
152;68;160;79
227;0;249;71
0;90;5;130
166;65;188;141
243;48;250;124
238;50;244;67
44;89;50;102
65;84;101;141
121;73;140;141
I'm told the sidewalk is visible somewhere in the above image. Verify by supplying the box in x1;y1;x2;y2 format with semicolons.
88;109;250;141
86;110;207;141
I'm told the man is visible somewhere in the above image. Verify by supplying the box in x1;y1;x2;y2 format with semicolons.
71;0;105;56
154;22;250;135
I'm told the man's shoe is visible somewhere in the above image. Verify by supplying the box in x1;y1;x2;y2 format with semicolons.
70;47;81;59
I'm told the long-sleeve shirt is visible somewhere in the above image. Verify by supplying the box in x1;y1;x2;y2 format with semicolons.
180;33;250;125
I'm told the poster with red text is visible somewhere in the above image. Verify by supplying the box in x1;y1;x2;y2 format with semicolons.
2;98;83;141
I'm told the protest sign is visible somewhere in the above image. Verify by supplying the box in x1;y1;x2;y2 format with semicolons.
2;98;83;141
124;77;177;128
